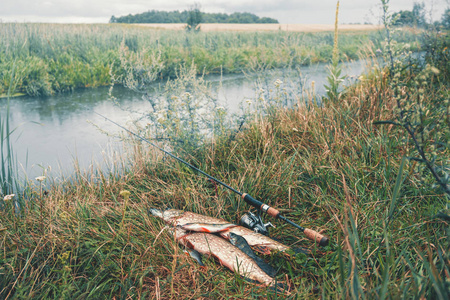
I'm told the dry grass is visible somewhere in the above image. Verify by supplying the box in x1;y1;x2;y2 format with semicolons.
135;23;383;32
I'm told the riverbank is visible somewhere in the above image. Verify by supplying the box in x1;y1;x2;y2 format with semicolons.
0;23;419;97
1;30;448;298
135;23;383;32
0;59;368;181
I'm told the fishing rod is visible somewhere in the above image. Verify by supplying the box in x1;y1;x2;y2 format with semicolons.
94;111;329;246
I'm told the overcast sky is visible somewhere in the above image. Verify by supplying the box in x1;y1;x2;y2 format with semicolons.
0;0;447;24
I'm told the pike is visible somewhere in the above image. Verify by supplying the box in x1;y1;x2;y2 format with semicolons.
96;112;328;246
151;208;292;254
173;227;281;289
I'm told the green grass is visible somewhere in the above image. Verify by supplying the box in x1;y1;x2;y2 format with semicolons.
1;30;448;298
0;23;419;97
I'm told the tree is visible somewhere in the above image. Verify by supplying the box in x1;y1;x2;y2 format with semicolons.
392;1;426;27
442;8;450;29
186;3;202;32
412;1;426;26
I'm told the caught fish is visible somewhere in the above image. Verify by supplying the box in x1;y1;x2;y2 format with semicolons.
150;208;291;254
228;232;277;278
173;227;277;288
150;208;230;226
179;222;237;233
219;227;290;254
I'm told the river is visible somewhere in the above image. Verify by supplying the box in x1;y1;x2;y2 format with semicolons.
0;59;367;181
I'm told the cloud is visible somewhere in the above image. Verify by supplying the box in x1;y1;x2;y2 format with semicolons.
0;0;447;24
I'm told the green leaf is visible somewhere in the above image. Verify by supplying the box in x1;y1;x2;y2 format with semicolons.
373;120;401;126
388;157;406;221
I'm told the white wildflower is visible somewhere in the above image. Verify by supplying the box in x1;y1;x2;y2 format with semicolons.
35;176;46;182
245;99;252;105
3;194;15;201
430;66;440;75
274;79;283;87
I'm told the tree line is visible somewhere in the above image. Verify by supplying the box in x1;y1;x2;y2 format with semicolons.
392;2;449;29
109;10;278;24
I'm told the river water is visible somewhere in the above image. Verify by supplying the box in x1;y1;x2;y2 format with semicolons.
0;60;367;181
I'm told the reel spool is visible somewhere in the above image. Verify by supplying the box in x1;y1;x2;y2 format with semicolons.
240;211;274;235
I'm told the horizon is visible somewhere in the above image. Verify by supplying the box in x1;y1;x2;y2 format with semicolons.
1;0;447;25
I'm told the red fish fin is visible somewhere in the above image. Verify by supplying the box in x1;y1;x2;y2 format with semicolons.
251;245;272;255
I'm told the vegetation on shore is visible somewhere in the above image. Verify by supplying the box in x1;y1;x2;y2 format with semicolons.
110;10;279;24
1;14;449;297
0;23;417;97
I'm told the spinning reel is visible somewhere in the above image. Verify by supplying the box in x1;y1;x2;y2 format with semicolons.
239;210;274;235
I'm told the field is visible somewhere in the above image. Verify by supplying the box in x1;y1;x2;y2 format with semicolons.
0;23;417;97
135;23;383;32
0;18;449;299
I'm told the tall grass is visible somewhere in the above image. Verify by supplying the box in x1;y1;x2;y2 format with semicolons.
0;23;419;97
1;26;448;298
1;63;21;201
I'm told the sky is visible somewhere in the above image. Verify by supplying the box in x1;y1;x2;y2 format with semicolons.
0;0;448;24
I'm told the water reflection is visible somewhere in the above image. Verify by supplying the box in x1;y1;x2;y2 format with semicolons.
0;60;366;180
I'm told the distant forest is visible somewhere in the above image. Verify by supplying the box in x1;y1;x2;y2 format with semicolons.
109;10;279;24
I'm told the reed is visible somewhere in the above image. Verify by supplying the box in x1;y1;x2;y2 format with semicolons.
0;9;447;297
0;23;419;97
1;27;448;297
0;62;21;203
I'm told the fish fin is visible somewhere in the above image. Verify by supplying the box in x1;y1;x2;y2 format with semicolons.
148;208;163;218
183;249;205;267
251;245;272;255
199;227;211;233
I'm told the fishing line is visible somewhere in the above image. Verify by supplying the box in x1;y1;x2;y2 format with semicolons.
93;111;329;246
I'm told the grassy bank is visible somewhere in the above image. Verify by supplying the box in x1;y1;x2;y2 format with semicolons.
0;30;448;299
0;23;419;97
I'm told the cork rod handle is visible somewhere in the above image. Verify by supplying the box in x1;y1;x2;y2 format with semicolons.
303;228;329;246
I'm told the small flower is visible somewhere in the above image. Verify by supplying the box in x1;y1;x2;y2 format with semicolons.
430;66;440;75
120;190;131;200
245;99;252;105
35;176;46;182
183;92;192;98
61;251;71;261
216;106;225;111
3;194;15;201
274;79;283;87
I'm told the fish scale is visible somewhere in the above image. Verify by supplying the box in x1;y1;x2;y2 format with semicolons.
174;228;275;287
151;208;290;253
